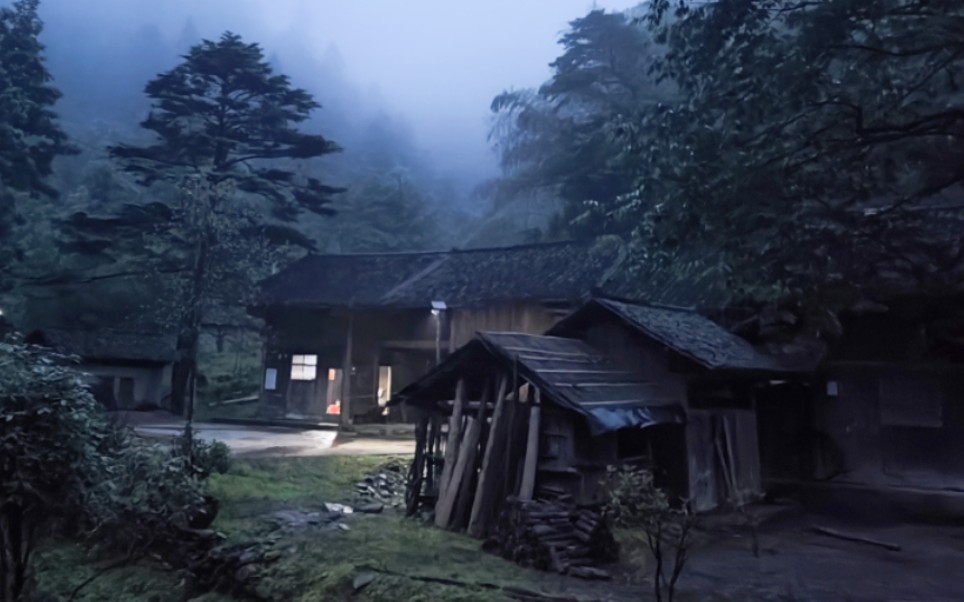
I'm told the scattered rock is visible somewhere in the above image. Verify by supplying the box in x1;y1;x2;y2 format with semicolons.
352;461;407;509
353;572;376;591
357;503;385;514
337;523;351;531
323;502;354;514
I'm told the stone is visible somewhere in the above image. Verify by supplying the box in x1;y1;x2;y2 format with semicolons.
357;503;384;514
323;502;354;514
353;573;376;591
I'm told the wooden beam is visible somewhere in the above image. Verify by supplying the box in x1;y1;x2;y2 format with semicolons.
436;416;480;529
434;380;465;527
468;374;509;538
340;310;354;427
518;390;542;502
452;378;492;530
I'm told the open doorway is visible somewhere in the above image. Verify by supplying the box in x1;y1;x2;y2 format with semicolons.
325;368;343;416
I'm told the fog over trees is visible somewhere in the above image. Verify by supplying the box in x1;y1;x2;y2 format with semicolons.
1;0;960;331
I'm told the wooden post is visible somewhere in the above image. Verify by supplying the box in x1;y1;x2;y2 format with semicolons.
434;380;465;526
452;379;492;530
436;416;480;528
340;309;354;427
406;413;429;516
468;375;509;537
519;389;542;502
426;415;441;495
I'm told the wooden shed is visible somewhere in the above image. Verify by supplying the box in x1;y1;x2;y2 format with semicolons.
394;330;686;537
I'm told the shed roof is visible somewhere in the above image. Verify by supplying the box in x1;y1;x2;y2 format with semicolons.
257;240;623;310
26;328;176;364
550;298;800;373
393;331;684;435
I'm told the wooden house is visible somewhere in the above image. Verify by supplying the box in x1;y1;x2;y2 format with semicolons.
25;328;176;410
250;240;623;424
394;297;802;541
754;294;964;512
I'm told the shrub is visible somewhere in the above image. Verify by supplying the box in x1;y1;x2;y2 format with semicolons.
603;465;696;602
0;338;215;601
0;339;108;601
172;428;232;478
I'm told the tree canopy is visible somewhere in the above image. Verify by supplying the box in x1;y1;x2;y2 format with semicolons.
63;32;346;414
108;31;343;219
0;0;73;290
489;1;964;306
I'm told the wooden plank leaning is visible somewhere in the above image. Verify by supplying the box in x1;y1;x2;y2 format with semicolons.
434;379;466;527
468;374;509;537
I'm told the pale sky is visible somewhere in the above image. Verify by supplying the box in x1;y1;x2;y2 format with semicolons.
39;0;643;180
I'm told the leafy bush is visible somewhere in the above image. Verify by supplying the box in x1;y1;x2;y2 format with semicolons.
0;338;108;600
172;428;232;478
603;465;696;602
0;338;214;601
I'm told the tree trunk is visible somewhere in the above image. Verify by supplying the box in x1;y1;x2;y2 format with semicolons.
171;232;208;419
1;506;31;602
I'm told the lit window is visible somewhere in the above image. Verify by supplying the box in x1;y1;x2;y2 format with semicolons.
290;354;318;381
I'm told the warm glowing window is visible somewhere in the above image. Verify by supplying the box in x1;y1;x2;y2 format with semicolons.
290;354;318;381
377;366;392;406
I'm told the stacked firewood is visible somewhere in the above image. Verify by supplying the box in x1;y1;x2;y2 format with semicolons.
487;496;617;580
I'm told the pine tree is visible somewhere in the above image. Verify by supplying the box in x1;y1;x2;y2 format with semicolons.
65;32;343;416
0;0;74;290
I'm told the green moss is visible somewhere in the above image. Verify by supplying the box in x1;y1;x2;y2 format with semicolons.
31;457;585;602
32;542;185;602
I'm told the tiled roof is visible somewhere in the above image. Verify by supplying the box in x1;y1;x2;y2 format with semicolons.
257;240;623;309
552;298;801;372
392;331;685;435
26;328;176;364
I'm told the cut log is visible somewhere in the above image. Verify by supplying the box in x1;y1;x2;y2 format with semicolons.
468;375;509;538
811;525;902;552
434;380;465;527
519;398;542;502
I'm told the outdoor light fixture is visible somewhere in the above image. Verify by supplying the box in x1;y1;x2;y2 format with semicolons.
431;301;447;364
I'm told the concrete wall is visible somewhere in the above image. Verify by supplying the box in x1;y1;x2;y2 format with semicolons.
82;362;170;409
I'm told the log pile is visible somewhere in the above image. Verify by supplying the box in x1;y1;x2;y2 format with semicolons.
487;496;617;580
405;373;621;579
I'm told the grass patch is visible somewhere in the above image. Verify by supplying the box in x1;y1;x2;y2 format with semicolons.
32;542;191;602
208;455;390;535
34;456;590;602
208;456;533;601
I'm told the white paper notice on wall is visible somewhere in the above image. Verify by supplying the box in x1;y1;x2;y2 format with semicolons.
264;368;278;391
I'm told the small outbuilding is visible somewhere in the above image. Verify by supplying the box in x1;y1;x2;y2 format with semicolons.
394;297;804;541
25;328;176;410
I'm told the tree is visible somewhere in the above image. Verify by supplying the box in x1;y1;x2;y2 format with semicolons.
606;0;964;300
487;9;666;239
65;32;343;416
604;465;695;602
0;0;74;291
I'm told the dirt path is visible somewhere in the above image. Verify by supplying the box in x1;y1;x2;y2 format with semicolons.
124;413;415;457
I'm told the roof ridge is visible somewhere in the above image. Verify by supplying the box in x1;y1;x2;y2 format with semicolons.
379;255;450;305
305;239;591;260
596;296;699;314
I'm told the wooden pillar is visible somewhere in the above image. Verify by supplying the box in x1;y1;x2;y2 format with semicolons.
519;388;542;502
340;310;354;427
468;374;509;537
435;380;465;526
452;378;492;530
